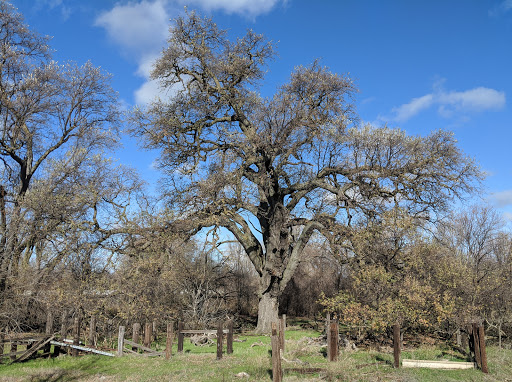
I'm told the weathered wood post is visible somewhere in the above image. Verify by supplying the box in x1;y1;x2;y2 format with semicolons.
271;322;282;382
226;320;233;354
132;323;140;352
44;309;53;354
153;320;158;342
328;319;338;362
45;310;53;335
279;316;285;353
55;310;67;355
177;321;184;353
326;313;331;359
165;321;174;360
393;323;401;368
478;325;488;374
144;322;152;349
107;319;113;347
216;321;224;360
117;326;125;357
60;311;68;338
72;316;80;357
88;315;96;347
0;332;3;364
10;341;17;361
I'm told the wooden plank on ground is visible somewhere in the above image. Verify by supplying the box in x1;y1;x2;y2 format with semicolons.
402;359;476;369
180;330;230;334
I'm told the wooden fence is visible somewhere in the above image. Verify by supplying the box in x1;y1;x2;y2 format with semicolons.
268;315;489;379
1;310;236;363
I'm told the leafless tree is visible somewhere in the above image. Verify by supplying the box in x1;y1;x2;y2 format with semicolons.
0;2;132;307
131;12;481;332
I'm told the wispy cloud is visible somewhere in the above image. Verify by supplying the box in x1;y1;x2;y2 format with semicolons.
489;0;512;16
34;0;72;20
392;94;434;122
503;212;512;222
179;0;285;17
490;190;512;208
388;81;505;123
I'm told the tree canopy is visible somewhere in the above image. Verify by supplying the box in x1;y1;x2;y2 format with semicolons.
0;1;136;300
131;12;482;333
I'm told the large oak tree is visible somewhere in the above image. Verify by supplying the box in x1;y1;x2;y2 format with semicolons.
132;13;481;333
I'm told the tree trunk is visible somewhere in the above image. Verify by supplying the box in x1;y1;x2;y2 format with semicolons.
255;292;279;334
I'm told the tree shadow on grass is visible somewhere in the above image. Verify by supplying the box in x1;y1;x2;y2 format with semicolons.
26;356;112;382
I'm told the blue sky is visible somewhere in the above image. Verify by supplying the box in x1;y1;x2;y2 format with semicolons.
9;0;512;222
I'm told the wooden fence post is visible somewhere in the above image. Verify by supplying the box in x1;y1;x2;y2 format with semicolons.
177;321;184;353
165;321;174;360
153;320;158;342
279;316;285;353
226;320;233;354
60;311;67;338
72;316;80;357
132;323;140;352
478;325;488;373
45;310;53;335
216;321;223;360
326;313;331;359
10;341;17;361
144;322;152;349
107;319;113;346
88;315;96;347
328;319;338;362
0;332;4;364
393;323;401;368
44;309;53;354
117;326;125;357
271;322;282;382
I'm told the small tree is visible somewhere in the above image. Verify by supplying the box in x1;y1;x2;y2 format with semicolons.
132;12;481;332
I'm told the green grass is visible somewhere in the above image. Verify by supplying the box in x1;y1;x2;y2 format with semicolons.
1;328;511;381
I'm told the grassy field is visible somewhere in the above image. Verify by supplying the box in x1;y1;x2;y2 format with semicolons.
1;327;511;381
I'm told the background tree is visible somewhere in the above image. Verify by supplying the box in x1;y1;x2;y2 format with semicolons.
132;12;482;333
0;2;137;328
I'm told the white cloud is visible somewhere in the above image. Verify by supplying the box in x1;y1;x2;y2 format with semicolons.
96;0;284;104
181;0;284;17
391;94;433;122
95;1;173;104
95;1;170;60
438;87;506;113
491;190;512;207
134;79;162;105
389;82;505;123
